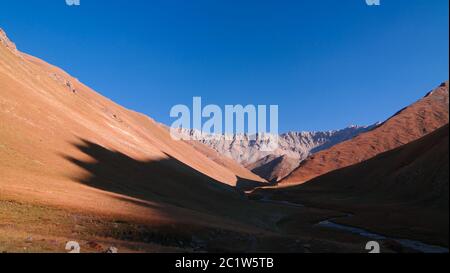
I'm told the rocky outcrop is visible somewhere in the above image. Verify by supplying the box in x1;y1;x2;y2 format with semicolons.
0;28;18;53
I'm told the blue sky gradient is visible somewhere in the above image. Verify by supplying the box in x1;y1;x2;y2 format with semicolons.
0;0;448;132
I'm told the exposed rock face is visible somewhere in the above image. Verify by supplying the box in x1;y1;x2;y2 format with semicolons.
181;125;377;166
0;28;18;53
179;125;377;181
281;82;450;185
246;155;301;183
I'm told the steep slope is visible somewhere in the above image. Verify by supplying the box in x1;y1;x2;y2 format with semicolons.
246;155;300;183
0;28;273;233
4;28;383;254
281;82;449;185
277;124;449;207
257;124;449;246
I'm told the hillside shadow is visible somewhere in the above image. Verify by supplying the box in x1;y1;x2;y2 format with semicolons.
251;156;285;184
57;138;305;251
236;177;271;191
62;139;262;217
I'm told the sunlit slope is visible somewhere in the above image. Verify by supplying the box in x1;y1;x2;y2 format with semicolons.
281;82;449;185
0;28;267;227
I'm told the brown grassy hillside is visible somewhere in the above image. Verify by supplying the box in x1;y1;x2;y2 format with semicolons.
281;82;449;185
1;28;292;252
258;124;449;246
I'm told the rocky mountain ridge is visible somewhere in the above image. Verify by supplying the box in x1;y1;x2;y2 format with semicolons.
180;124;378;166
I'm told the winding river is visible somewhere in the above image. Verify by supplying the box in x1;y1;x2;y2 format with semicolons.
257;196;449;253
316;215;449;253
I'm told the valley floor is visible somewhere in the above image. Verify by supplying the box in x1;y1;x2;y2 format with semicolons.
0;192;418;253
250;189;449;252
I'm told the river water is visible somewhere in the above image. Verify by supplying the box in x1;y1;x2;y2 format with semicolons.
257;196;449;253
316;216;449;253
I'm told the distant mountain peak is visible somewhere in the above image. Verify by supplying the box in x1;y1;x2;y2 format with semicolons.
424;81;449;98
180;124;377;180
282;124;377;137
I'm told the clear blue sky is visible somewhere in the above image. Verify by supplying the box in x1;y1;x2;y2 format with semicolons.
0;0;448;132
